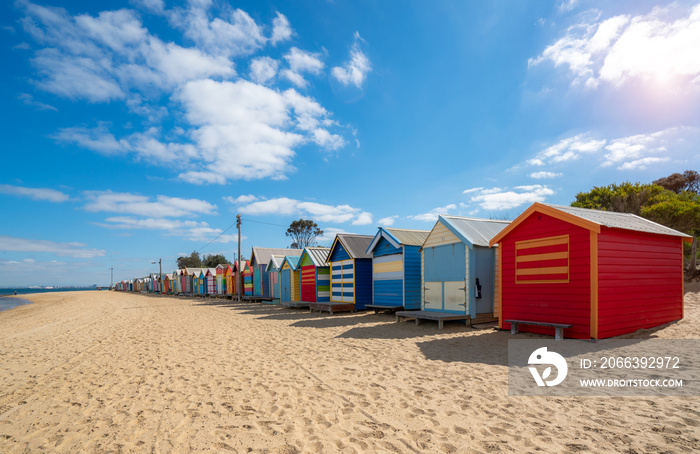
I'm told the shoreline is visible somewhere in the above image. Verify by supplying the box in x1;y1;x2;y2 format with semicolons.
1;290;699;453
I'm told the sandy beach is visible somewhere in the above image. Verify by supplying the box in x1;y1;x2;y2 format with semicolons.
1;288;699;453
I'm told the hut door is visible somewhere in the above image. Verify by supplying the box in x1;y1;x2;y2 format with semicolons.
443;281;467;313
424;281;442;310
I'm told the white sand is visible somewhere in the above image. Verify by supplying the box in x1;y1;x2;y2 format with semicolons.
0;289;699;453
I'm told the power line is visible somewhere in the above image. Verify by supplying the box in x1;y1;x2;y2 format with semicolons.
196;219;238;253
241;218;287;228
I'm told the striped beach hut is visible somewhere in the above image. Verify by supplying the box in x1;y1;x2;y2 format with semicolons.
241;261;254;296
323;234;374;312
267;255;286;305
366;227;430;311
280;256;301;307
251;248;303;300
205;268;217;295
299;247;331;303
489;203;691;339
397;216;508;328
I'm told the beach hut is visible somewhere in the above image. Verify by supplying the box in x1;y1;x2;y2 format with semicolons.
322;234;374;313
299;247;331;303
224;263;237;296
204;268;215;295
488;203;691;340
366;227;430;312
280;256;302;307
397;216;509;328
241;261;254;296
267;255;286;305
250;247;302;300
215;265;225;294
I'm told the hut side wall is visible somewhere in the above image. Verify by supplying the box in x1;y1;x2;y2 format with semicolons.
597;227;684;338
500;212;591;339
403;245;422;310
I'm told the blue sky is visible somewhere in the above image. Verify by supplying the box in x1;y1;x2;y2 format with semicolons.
2;0;700;286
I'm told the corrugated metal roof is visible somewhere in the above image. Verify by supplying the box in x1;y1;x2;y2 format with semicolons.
384;228;430;246
283;255;301;270
268;255;286;270
335;234;374;259
543;204;692;238
185;267;203;276
440;215;511;247
251;247;302;267
303;247;330;267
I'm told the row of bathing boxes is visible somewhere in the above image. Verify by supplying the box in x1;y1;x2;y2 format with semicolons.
117;203;691;340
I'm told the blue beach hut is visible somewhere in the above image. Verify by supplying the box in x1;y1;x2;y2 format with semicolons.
366;227;430;311
396;215;509;328
323;233;374;312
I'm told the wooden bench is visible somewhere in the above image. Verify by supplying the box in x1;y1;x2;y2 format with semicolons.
505;319;572;341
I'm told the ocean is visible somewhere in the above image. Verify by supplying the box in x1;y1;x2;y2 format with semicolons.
0;288;103;312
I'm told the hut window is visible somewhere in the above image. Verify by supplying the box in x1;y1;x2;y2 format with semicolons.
514;235;569;284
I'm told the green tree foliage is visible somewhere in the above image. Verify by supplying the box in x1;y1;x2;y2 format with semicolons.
177;251;202;269
571;182;665;215
286;219;323;249
573;172;700;276
202;254;230;268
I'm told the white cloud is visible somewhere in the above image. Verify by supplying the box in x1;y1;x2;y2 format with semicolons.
18;93;57;111
0;235;105;258
239;197;371;225
618;156;669;170
83;191;217;217
282;47;324;88
531;4;700;90
223;194;259;204
53;123;130;155
532;134;607;165
316;227;352;245
20;2;235;102
250;56;278;84
378;216;398;226
0;184;69;202
352;211;373;226
20;2;346;185
469;186;554;211
167;3;265;58
409;204;457;223
331;31;371;88
462;187;483;194
97;216;238;243
529;171;563;179
270;12;292;45
174;79;343;182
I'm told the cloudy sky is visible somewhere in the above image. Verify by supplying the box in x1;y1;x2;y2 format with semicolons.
2;0;700;286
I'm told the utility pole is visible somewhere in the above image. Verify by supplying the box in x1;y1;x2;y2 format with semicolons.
237;214;242;302
151;258;162;293
110;267;113;290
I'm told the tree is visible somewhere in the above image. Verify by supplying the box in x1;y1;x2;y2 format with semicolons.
202;254;230;268
285;219;323;249
177;251;202;269
573;175;700;276
653;170;700;194
572;182;665;215
652;170;700;275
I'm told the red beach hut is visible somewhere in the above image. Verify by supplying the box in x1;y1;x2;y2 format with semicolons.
489;203;691;339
